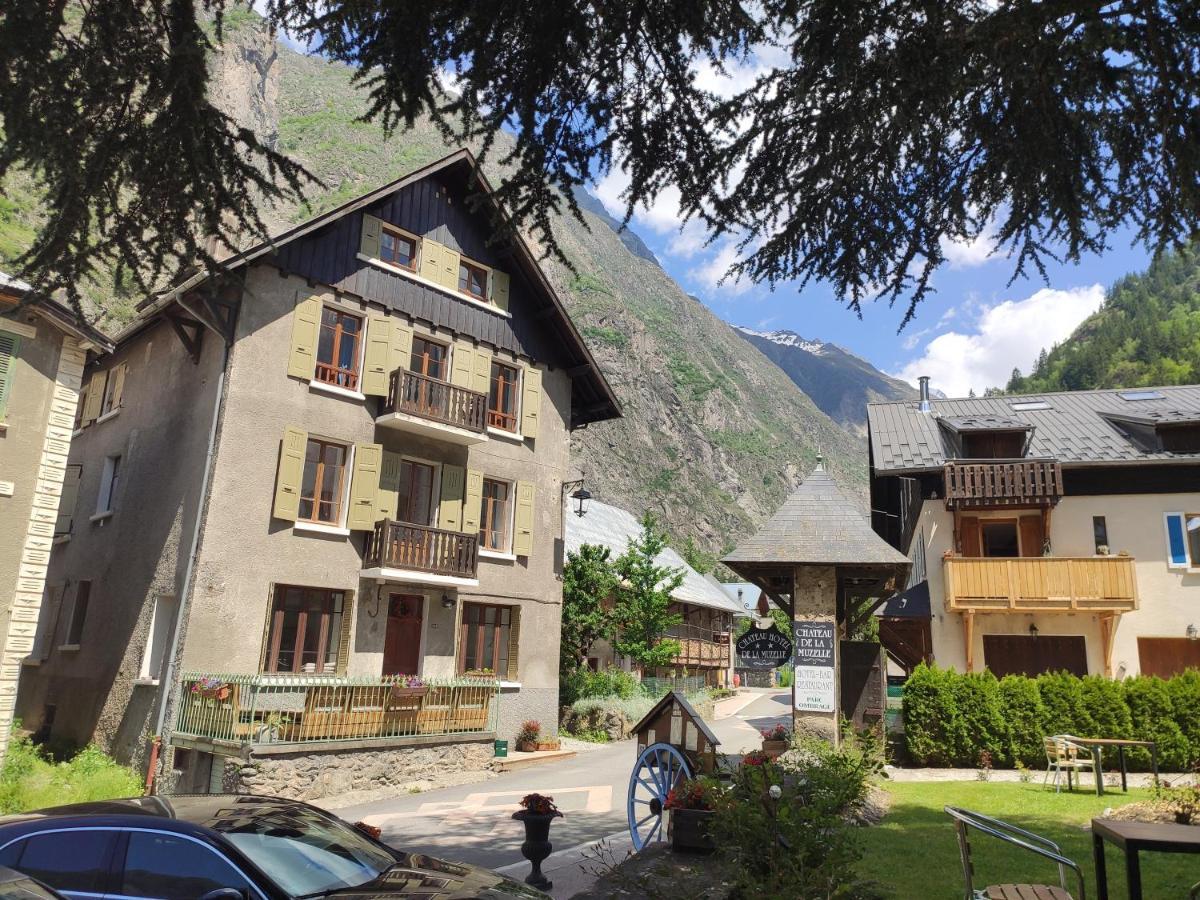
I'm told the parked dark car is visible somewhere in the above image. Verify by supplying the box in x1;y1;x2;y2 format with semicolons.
0;795;543;900
0;865;67;900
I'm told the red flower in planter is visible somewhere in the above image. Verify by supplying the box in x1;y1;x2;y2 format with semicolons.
664;778;719;811
518;793;563;817
760;724;790;741
742;750;771;767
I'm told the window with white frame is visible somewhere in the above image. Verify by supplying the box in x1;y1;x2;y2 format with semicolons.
96;455;121;515
138;595;177;682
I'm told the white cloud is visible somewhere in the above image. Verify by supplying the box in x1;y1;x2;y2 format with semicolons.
894;284;1105;397
694;240;752;295
940;220;1001;268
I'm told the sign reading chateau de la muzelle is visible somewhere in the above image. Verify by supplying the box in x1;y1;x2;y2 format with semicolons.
793;620;836;712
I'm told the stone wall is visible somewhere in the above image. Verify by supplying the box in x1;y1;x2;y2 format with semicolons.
227;740;495;801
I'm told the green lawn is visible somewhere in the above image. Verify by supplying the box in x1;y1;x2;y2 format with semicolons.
858;781;1199;899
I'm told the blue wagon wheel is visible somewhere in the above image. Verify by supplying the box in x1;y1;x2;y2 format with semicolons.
627;742;692;851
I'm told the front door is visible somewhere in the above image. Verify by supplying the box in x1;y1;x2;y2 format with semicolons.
383;594;424;676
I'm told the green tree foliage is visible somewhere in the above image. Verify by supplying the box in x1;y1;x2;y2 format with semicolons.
6;2;1199;322
678;535;717;575
612;514;684;669
1125;676;1190;770
1006;244;1200;394
997;675;1047;768
560;543;620;676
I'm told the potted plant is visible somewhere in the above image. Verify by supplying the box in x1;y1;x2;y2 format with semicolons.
191;677;231;702
255;712;292;743
535;733;561;752
665;778;720;853
760;723;790;758
390;674;428;699
511;793;562;890
517;720;540;752
463;667;498;680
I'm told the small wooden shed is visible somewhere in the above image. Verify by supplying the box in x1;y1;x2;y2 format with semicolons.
631;691;720;774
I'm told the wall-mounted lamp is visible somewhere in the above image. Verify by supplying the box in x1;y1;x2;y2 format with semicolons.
562;478;592;517
1029;623;1039;638
441;594;456;610
1188;623;1198;641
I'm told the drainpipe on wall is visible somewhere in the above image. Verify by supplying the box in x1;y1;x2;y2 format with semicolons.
148;342;230;789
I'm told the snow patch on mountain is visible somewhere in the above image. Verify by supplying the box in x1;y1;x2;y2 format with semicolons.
732;325;827;356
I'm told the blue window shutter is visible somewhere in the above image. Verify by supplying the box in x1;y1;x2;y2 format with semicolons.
1165;512;1188;568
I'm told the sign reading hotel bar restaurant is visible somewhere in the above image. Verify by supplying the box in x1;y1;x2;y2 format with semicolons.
793;620;836;712
735;624;793;669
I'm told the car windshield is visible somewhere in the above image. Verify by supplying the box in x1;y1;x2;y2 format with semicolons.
217;806;395;897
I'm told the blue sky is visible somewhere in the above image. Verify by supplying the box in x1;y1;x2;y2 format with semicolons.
592;202;1152;397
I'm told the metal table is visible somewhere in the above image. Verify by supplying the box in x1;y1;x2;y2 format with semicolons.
1063;736;1158;795
1091;817;1200;900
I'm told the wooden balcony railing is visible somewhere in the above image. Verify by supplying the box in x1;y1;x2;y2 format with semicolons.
943;556;1138;613
175;673;498;746
364;520;479;579
382;369;488;434
943;459;1063;509
665;624;731;668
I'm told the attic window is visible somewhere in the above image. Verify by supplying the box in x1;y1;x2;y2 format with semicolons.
1118;390;1166;401
1010;400;1051;411
962;431;1027;459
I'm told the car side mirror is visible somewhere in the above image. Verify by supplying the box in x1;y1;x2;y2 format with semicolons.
198;889;245;900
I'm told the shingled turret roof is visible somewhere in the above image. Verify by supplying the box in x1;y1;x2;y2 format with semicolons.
723;462;909;567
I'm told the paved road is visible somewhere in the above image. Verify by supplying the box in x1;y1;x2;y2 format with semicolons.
338;688;792;884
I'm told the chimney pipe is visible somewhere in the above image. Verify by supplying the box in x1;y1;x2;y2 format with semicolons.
918;375;931;412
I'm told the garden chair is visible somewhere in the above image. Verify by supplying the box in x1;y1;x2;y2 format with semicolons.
1043;736;1097;793
945;806;1086;900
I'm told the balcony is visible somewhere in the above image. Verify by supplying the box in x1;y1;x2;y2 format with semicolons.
665;623;732;668
375;369;489;445
361;519;479;586
173;673;498;749
943;459;1063;509
943;556;1138;614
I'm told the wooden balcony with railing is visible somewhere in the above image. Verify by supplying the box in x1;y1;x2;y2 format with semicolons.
943;459;1063;509
363;519;479;582
376;369;488;444
665;624;732;668
943;555;1138;614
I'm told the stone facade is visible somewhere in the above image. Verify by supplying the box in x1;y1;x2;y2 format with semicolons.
226;740;495;801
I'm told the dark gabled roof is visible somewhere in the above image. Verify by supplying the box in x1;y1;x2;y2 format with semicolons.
938;414;1031;433
723;463;910;568
133;149;619;426
868;384;1200;473
630;691;720;748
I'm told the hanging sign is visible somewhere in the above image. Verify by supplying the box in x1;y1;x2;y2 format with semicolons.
736;624;793;669
793;620;836;712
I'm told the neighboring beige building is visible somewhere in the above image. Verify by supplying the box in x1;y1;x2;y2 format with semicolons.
0;274;112;766
565;500;740;687
869;378;1200;680
16;151;619;795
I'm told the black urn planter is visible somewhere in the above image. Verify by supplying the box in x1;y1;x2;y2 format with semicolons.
670;808;716;854
512;810;559;889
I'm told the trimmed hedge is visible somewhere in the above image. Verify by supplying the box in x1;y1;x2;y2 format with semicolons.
902;663;1200;770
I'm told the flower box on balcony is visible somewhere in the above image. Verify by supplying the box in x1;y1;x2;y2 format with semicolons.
389;685;429;700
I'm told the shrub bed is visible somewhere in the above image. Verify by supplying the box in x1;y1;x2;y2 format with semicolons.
903;663;1200;770
0;733;143;813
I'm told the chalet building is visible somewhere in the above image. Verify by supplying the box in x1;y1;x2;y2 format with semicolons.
869;378;1200;680
15;151;619;795
564;501;740;687
0;275;112;767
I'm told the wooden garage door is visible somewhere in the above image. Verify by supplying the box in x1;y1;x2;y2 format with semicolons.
983;635;1088;678
1137;638;1200;678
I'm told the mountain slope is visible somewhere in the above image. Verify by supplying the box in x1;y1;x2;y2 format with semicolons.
1;19;868;552
1005;245;1200;394
733;327;916;434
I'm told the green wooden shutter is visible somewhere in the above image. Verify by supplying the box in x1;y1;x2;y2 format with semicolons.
390;321;413;374
471;348;491;395
514;480;535;557
361;316;392;396
440;246;462;291
347;443;382;531
335;590;355;675
360;214;383;258
378;451;402;521
462;469;484;536
506;606;521;681
287;295;322;380
273;426;308;521
439;465;465;531
108;363;127;411
419;238;444;283
55;465;81;537
491;270;511;312
450;340;473;387
0;332;19;422
521;367;542;439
